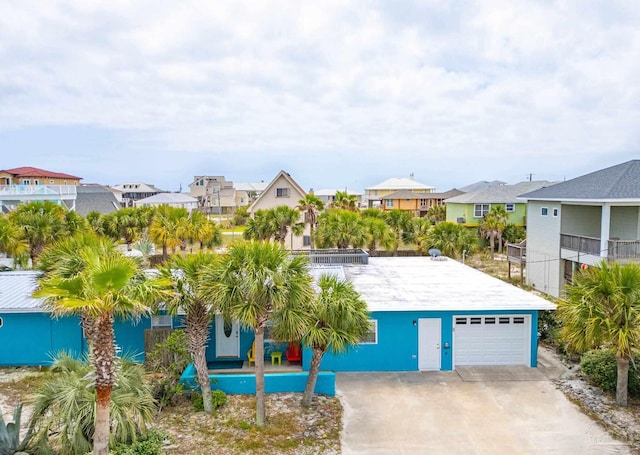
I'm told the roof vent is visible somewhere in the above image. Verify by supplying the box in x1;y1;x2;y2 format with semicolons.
428;248;441;258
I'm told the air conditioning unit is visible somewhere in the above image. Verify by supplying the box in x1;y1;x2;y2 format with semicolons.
456;217;466;224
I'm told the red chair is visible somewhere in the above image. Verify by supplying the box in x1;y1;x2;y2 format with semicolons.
286;342;302;365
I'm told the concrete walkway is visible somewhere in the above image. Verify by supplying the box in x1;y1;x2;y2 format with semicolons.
337;363;630;454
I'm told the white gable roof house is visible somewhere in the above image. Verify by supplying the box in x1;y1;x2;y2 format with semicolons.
365;174;435;208
249;170;309;249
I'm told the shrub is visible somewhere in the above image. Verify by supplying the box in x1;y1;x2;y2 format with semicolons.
580;350;640;398
111;429;171;455
146;330;191;410
27;353;156;454
192;389;227;412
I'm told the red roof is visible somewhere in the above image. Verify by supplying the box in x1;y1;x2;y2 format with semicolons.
1;166;82;180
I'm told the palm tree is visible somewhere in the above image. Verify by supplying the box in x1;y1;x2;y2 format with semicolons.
28;353;156;455
362;216;394;254
203;242;313;426
244;209;276;242
480;212;504;259
300;274;370;407
149;205;184;261
419;221;476;259
103;207;149;251
0;215;28;268
34;233;169;455
558;261;640;406
426;204;446;223
267;206;304;247
8;200;69;266
160;253;220;413
384;209;413;256
332;191;358;211
488;205;509;253
402;217;432;251
86;211;105;234
297;195;325;249
315;209;367;249
188;210;221;252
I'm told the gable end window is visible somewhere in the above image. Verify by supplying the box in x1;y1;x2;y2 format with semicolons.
360;320;378;344
541;207;548;216
474;204;490;218
276;187;290;198
505;203;515;212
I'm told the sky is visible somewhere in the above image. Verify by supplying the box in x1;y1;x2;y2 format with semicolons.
1;1;639;194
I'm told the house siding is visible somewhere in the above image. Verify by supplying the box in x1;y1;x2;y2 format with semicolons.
561;205;602;237
304;309;539;372
611;206;640;240
526;201;563;297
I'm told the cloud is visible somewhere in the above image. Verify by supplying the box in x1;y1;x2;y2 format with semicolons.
0;1;639;191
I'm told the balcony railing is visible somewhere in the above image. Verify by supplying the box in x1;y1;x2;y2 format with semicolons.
291;248;369;265
561;234;640;262
0;185;77;198
560;234;601;256
506;240;526;263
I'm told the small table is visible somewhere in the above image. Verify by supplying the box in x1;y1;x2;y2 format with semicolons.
270;351;283;366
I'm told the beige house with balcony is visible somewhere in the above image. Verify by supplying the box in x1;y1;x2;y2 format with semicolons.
189;176;267;214
520;160;640;298
365;174;435;208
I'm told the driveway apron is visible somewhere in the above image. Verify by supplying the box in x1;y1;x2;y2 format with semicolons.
337;371;631;455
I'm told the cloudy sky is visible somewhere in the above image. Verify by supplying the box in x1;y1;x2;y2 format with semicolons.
1;1;639;193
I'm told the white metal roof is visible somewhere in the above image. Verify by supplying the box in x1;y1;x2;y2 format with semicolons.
365;177;435;191
339;257;556;312
0;271;44;313
134;193;197;205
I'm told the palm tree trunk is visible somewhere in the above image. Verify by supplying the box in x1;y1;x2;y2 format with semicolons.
254;327;266;426
302;348;323;407
162;242;167;261
489;234;495;259
616;355;630;406
309;224;315;249
94;385;111;455
186;305;213;413
92;314;115;455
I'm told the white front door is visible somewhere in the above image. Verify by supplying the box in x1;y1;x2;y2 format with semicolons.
418;318;441;371
215;314;240;358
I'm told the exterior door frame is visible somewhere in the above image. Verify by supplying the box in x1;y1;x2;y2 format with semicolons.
418;318;441;371
215;314;240;358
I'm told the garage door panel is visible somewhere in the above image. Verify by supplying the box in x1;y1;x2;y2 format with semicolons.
454;315;530;367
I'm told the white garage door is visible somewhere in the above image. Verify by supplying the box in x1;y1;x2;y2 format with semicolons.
453;315;530;367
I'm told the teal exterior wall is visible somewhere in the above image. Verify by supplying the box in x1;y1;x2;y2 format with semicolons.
303;309;539;372
180;364;335;396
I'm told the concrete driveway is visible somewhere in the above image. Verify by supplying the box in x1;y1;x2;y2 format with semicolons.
337;370;630;454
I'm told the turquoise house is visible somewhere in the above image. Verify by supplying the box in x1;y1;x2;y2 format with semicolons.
303;257;555;372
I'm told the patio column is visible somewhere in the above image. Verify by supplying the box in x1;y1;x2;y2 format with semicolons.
600;203;610;258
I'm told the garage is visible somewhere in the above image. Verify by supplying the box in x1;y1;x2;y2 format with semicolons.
453;315;530;366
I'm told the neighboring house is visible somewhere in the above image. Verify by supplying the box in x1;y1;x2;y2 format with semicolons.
520;160;640;298
365;175;435;208
249;170;309;249
312;189;363;207
189;176;267;214
445;181;554;227
75;184;121;216
111;182;165;207
458;180;506;193
0;166;82;212
381;188;464;217
305;256;555;372
134;193;199;213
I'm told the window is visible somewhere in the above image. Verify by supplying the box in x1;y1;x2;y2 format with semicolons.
505;203;515;212
420;199;427;207
360;320;378;344
275;187;290;198
474;204;490;218
484;317;496;324
151;315;173;329
264;321;275;342
513;317;525;324
541;207;548;216
34;179;39;185
499;317;510;324
553;208;559;217
455;317;467;325
22;179;30;185
470;317;482;324
0;317;3;328
303;235;311;246
385;199;394;207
